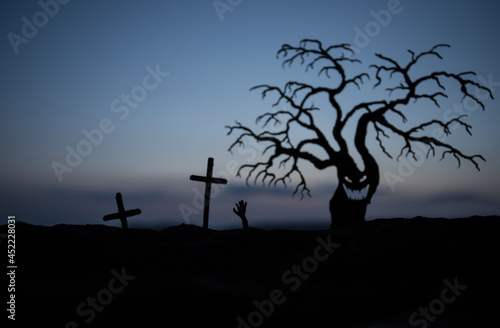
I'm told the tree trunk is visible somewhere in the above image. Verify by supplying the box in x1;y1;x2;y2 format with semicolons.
329;155;377;228
329;188;368;229
330;114;379;229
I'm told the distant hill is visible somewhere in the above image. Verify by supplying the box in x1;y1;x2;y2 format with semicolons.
3;216;499;327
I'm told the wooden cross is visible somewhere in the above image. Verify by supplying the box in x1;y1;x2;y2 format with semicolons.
102;192;141;229
190;157;228;229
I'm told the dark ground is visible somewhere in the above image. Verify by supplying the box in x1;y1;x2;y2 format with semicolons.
2;216;499;327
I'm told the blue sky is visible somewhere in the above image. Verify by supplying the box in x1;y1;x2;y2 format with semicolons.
1;0;499;229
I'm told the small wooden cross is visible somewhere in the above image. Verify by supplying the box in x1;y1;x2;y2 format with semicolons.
190;157;228;229
102;192;141;229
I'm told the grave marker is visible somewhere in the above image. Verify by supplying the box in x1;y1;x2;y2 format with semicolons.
190;157;228;229
103;192;141;229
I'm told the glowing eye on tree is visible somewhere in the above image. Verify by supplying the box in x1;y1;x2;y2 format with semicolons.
344;176;353;183
360;175;367;182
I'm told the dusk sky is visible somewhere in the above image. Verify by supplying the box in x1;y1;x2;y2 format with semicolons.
1;0;499;230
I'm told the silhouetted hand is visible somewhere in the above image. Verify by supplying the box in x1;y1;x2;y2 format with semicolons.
233;200;249;233
233;200;247;219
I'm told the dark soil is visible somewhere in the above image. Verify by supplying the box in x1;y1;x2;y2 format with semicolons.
3;216;499;327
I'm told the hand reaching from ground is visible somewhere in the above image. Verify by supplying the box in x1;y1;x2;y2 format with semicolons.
233;200;247;218
233;200;249;233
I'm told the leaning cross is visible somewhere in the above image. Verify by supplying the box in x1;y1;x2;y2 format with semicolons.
190;157;228;229
102;192;141;229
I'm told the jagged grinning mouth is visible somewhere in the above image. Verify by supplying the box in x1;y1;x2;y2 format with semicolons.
342;184;370;201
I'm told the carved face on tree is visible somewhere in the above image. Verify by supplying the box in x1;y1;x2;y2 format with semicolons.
336;150;379;206
340;170;369;202
333;153;370;202
226;39;492;229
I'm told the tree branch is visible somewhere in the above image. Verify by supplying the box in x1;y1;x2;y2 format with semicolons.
226;116;335;198
377;116;485;170
277;39;367;94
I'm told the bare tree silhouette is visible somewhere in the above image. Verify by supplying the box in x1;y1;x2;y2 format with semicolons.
226;39;493;229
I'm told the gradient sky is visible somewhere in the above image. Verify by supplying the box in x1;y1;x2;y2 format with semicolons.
1;0;499;229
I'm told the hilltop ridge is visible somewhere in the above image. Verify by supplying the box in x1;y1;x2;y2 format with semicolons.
3;216;499;327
